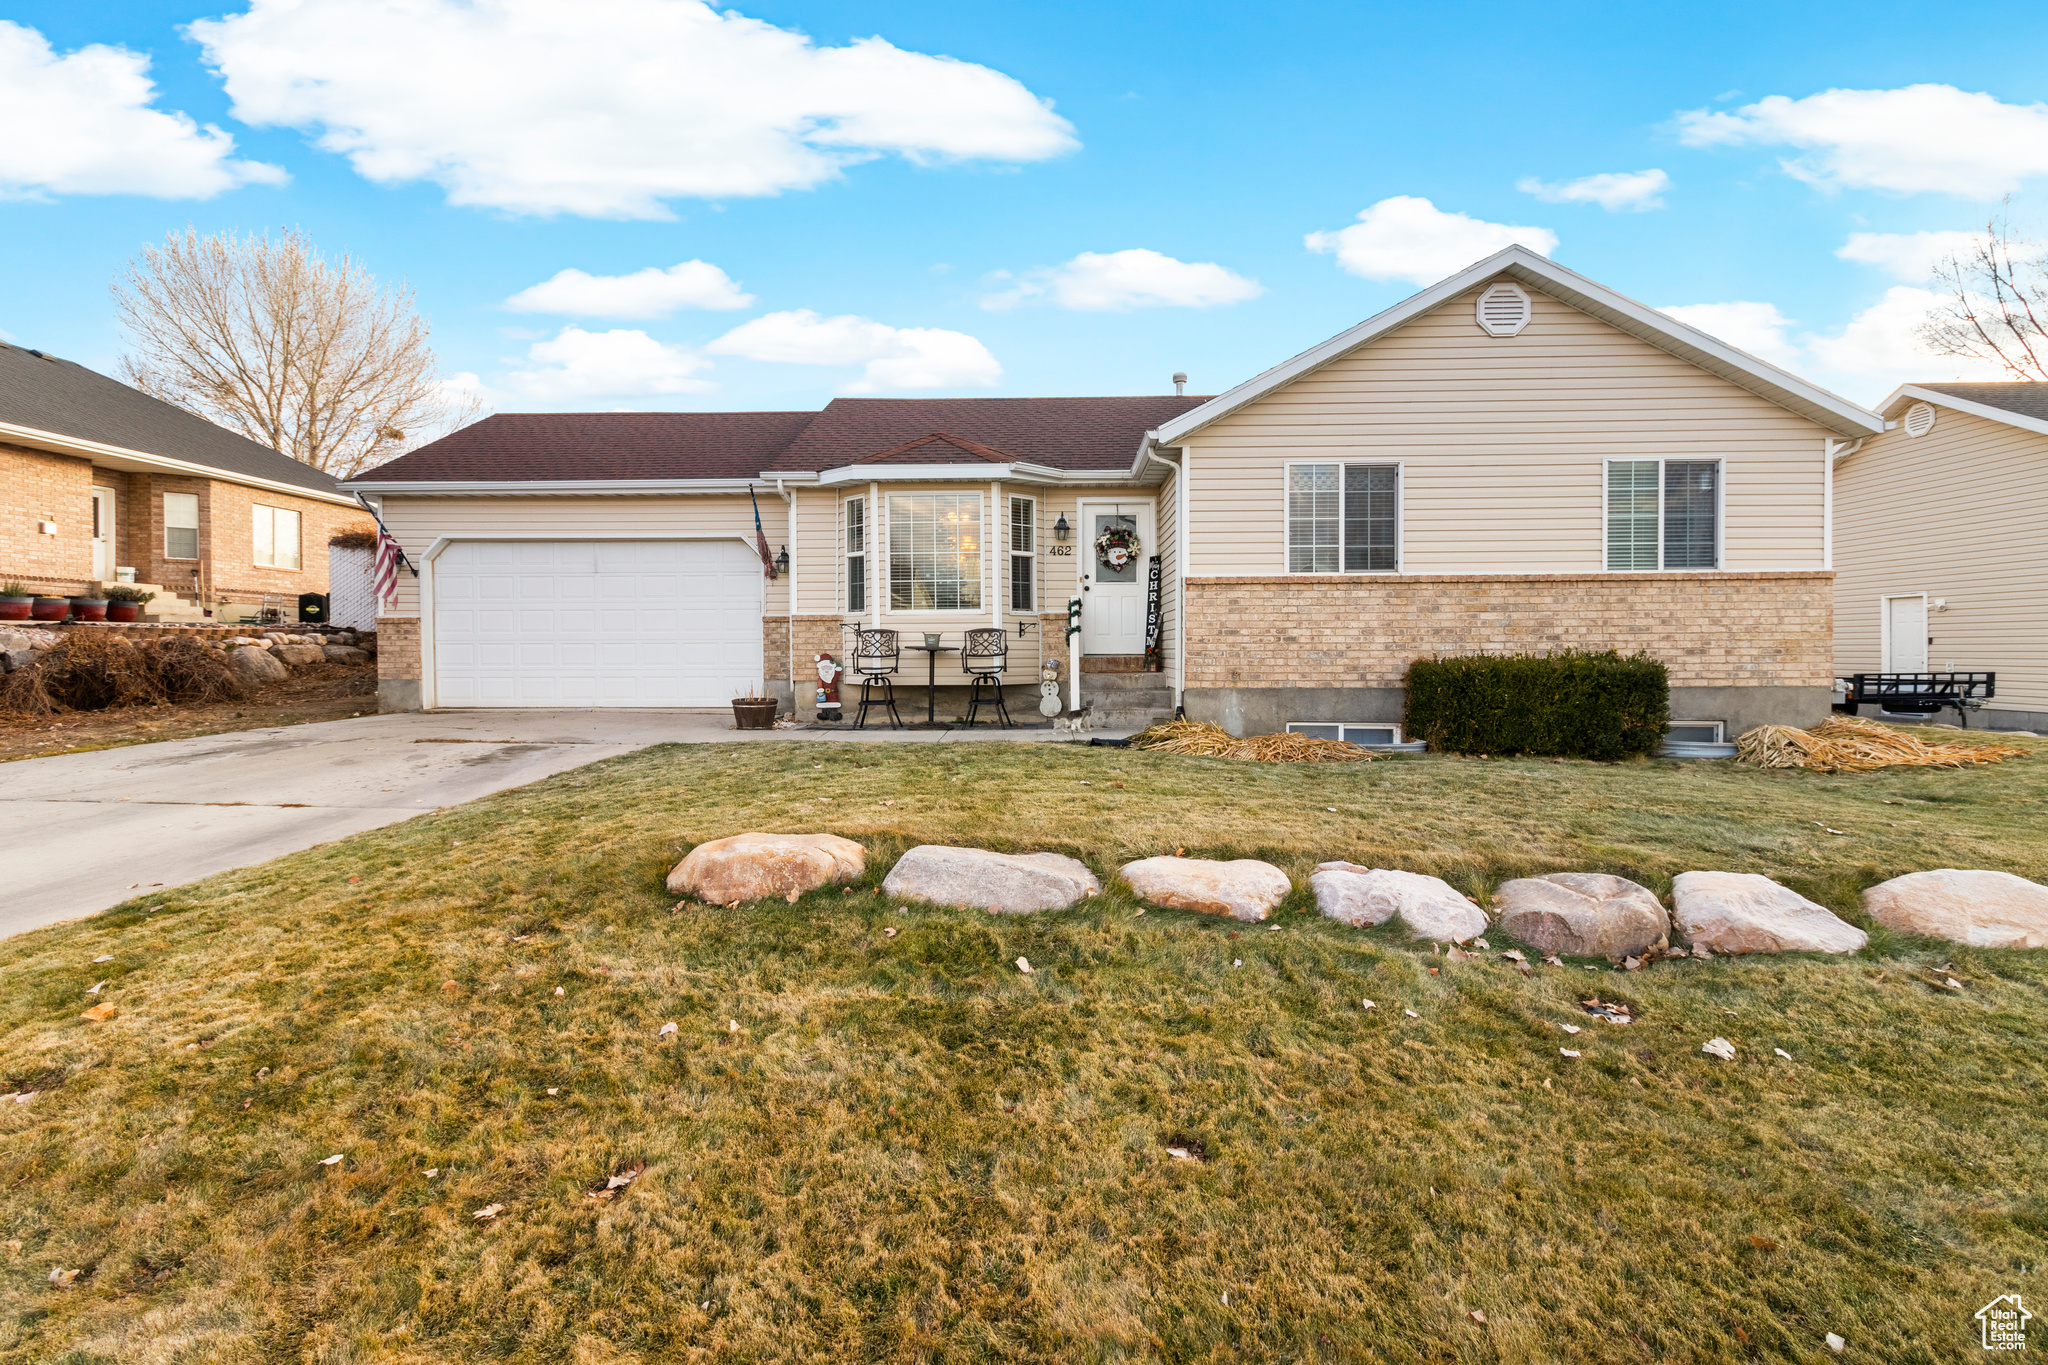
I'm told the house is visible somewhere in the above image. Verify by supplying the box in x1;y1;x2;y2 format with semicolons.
1832;382;2048;733
0;340;366;621
348;247;1885;736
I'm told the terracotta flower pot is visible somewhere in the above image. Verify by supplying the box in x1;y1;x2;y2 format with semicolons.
69;598;109;622
32;597;70;621
731;698;779;730
107;601;141;622
0;597;29;621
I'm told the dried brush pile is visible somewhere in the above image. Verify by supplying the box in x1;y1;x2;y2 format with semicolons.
1735;714;2031;774
0;632;243;717
1128;718;1378;763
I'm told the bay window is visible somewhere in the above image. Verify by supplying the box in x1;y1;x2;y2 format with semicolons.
888;492;982;610
845;496;866;612
1009;495;1036;611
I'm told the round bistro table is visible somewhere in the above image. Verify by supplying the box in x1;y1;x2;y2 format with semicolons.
905;644;957;725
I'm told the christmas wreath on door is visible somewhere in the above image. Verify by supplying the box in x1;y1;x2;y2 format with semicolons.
1094;522;1141;571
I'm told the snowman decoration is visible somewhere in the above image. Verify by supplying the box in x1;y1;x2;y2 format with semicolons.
814;652;843;722
1038;658;1063;717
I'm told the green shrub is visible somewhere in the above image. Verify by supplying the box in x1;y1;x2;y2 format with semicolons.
1404;650;1669;760
103;585;156;604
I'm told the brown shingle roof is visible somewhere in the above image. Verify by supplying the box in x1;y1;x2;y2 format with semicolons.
1915;382;2048;425
357;395;1210;483
364;410;820;481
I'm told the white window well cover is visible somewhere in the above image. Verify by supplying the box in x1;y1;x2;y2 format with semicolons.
1475;282;1531;337
1287;722;1402;746
1902;402;1937;437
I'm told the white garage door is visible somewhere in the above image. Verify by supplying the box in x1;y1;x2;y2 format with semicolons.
433;540;763;707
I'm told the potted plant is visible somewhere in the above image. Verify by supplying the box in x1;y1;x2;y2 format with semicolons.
731;692;779;730
0;583;30;622
31;594;71;621
104;584;156;623
68;594;110;622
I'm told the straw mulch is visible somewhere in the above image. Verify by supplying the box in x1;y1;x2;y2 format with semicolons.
1127;718;1378;764
0;632;244;717
1735;714;2032;774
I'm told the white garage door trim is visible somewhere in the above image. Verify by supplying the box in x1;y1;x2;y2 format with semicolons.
420;533;765;709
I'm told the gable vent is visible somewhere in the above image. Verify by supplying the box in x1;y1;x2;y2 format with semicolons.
1902;401;1937;437
1476;282;1532;337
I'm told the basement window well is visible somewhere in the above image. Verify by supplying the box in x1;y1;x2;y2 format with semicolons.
1288;722;1402;746
1664;721;1725;744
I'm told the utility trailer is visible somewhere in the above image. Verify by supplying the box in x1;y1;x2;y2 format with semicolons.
1834;672;1996;727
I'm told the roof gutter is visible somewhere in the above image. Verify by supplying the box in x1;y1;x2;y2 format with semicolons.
1874;383;2048;439
0;419;358;507
341;477;777;496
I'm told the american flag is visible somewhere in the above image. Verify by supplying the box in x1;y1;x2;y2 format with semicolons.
374;523;403;607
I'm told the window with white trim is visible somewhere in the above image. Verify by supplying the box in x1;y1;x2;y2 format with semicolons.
163;492;199;560
1606;460;1719;571
845;496;866;612
888;492;983;610
1009;495;1035;611
1287;462;1398;573
252;504;302;569
1287;721;1402;746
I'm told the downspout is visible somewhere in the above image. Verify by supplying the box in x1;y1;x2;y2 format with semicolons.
1143;439;1185;705
776;477;794;711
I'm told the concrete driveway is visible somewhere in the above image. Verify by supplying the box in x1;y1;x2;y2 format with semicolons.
2;708;1087;940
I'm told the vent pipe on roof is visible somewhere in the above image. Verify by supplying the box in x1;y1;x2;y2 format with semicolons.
1172;371;1187;397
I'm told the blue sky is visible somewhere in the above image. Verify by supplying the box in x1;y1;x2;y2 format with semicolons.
4;0;2046;420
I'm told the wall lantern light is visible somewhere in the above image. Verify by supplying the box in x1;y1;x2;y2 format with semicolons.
1053;513;1070;542
775;545;791;575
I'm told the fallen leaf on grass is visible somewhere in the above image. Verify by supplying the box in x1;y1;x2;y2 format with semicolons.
1165;1147;1198;1163
1544;954;1565;967
86;981;106;995
1702;1038;1737;1062
1944;977;1965;991
1560;1023;1581;1035
554;987;565;997
1748;1235;1778;1250
319;1154;344;1166
1445;946;1473;964
424;1169;439;1178
1621;956;1644;971
512;935;530;943
1472;938;1489;950
546;1087;559;1096
1403;1009;1419;1019
1560;1048;1581;1058
48;1268;78;1287
1360;999;1375;1010
1016;957;1033;975
728;1019;741;1033
587;1162;647;1200
1774;1048;1793;1061
80;1003;116;1022
92;955;114;964
658;1022;678;1037
884;927;898;938
1469;1310;1488;1325
440;981;459;993
1826;1332;1846;1353
347;876;362;884
472;1204;503;1221
1500;949;1527;963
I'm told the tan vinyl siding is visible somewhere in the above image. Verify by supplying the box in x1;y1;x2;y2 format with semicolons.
1154;463;1180;686
1187;281;1830;576
1832;406;2048;715
372;494;786;618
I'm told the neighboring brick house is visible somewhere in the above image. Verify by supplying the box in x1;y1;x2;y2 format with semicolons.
0;340;367;616
348;247;1885;735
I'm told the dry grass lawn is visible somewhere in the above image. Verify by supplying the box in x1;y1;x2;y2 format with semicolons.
3;734;2047;1363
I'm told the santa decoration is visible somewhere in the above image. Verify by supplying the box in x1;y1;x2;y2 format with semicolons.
815;652;843;721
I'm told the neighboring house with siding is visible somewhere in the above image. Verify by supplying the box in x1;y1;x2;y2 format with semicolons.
348;247;1884;736
1832;383;2048;732
0;340;366;615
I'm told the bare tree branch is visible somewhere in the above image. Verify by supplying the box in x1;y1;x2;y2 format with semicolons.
113;227;485;477
1917;203;2048;382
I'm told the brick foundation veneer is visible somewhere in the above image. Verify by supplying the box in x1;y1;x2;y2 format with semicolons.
1185;573;1833;690
377;616;422;711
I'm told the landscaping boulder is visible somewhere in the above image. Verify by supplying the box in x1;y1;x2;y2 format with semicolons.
274;643;326;667
883;845;1101;913
1494;872;1669;957
323;645;369;664
1311;863;1488;942
1119;856;1290;922
228;645;289;687
667;832;866;905
1862;869;2048;948
1672;871;1868;955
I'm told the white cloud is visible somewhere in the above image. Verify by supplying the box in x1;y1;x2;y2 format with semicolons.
504;327;717;399
1835;230;1983;282
0;20;283;200
1660;287;2012;402
1304;197;1558;285
708;309;1000;392
189;0;1077;219
982;248;1264;311
1657;301;1804;369
1676;85;2048;197
504;261;753;318
1517;169;1670;211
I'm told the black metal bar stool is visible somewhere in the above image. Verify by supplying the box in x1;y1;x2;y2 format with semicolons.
852;629;904;730
961;627;1013;727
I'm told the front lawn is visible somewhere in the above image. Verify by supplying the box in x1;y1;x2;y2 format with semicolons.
4;738;2046;1363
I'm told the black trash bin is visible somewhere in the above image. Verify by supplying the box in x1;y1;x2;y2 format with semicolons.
298;592;329;625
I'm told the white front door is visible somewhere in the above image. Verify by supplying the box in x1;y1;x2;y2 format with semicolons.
90;486;115;581
433;539;764;707
1077;499;1155;656
1885;595;1928;672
